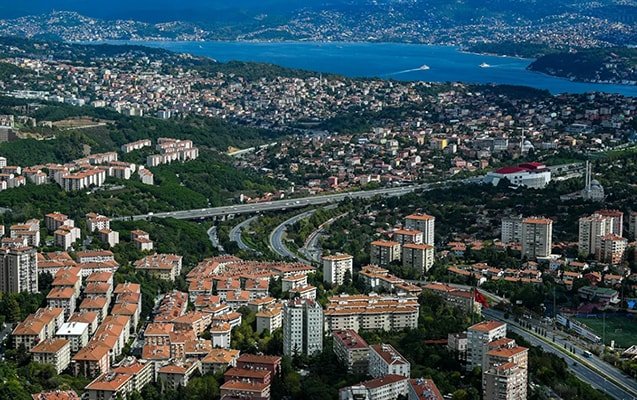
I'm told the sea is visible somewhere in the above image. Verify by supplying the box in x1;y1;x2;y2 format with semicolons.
105;40;637;97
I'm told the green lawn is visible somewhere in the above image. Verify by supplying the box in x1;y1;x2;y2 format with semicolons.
572;315;637;348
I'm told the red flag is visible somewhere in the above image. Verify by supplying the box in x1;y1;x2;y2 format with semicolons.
474;288;489;308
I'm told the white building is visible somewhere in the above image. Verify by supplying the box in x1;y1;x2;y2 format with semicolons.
322;253;353;286
466;320;507;371
283;298;323;356
368;344;410;378
0;246;38;294
404;213;435;246
483;162;551;189
56;321;90;353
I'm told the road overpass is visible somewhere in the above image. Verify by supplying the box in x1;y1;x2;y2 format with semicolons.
111;184;425;221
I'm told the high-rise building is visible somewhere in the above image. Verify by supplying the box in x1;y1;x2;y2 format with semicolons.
466;320;507;371
405;213;435;246
370;240;401;266
0;246;38;294
520;217;552;259
322;254;353;286
501;216;523;243
596;234;627;265
402;243;434;274
483;338;528;400
283;298;323;356
483;362;527;400
578;214;610;256
579;210;624;258
595;210;623;237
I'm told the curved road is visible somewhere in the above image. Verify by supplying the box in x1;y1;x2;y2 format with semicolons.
229;216;259;252
269;209;317;264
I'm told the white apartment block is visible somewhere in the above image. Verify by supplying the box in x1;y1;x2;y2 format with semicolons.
340;375;409;400
86;213;110;232
324;293;419;332
322;253;353;286
520;217;552;259
54;225;81;250
58;168;106;192
138;167;154;185
578;213;611;256
466;320;507;371
283;298;323;356
405;213;435;245
99;229;120;247
56;321;90;352
368;343;411;378
256;304;283;334
30;338;71;374
0;246;38;294
121;139;152;153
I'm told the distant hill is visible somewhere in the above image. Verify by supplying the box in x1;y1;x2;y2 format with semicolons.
0;0;620;23
528;48;637;84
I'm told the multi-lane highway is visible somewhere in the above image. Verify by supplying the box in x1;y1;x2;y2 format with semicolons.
111;184;427;221
229;216;259;252
483;308;637;400
269;209;317;263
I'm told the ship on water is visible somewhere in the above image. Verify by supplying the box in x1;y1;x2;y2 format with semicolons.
479;62;491;68
418;64;430;70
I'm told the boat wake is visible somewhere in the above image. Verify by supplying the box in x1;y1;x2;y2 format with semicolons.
384;66;430;77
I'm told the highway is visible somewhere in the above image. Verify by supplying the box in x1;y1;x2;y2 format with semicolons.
269;210;317;264
229;216;259;252
111;184;428;221
483;308;637;400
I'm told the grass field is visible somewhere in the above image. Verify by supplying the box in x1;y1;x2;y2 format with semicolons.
572;315;637;348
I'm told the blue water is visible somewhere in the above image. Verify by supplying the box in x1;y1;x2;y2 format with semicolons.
107;41;637;97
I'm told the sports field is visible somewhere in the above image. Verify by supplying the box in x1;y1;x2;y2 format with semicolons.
572;315;637;348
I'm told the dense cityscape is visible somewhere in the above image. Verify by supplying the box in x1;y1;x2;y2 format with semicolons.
0;3;636;400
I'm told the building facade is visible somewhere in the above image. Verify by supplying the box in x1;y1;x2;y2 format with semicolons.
283;298;323;356
520;217;552;259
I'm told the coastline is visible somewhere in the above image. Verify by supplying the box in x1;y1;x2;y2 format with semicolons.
81;39;637;96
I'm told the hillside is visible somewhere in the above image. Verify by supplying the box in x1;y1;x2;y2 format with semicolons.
528;47;637;85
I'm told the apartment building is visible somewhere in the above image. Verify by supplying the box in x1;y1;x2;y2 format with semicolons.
402;243;434;274
322;253;353;286
370;240;401;266
332;329;369;375
368;344;411;378
405;213;435;245
282;298;323;356
0;245;38;294
30;338;71;374
324;293;419;332
466;320;507;371
520;217;552;259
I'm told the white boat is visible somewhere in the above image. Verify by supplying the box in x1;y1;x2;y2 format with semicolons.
418;64;430;70
479;62;491;68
